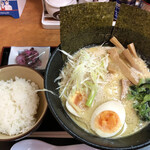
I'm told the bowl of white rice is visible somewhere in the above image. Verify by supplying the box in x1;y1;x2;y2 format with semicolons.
0;65;47;141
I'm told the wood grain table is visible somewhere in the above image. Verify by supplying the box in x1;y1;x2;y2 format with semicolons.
0;0;61;149
0;0;60;56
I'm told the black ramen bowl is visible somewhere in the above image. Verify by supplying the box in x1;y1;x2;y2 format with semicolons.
44;3;150;150
44;46;150;150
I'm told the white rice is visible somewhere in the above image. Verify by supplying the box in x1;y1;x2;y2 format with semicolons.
0;77;39;136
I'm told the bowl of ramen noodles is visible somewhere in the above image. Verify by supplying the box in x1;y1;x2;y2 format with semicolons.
45;36;150;149
44;2;150;149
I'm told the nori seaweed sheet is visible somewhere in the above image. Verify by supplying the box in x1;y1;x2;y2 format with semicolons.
113;4;150;66
60;2;116;54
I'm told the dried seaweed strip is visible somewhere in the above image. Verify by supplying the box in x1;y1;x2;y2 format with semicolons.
113;4;150;66
60;2;116;54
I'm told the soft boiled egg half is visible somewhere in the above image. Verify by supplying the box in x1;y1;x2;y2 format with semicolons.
66;91;87;117
91;100;126;138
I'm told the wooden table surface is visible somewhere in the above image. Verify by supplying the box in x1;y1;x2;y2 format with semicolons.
0;0;60;55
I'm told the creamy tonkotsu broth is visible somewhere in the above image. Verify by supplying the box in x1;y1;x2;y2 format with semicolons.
58;45;150;138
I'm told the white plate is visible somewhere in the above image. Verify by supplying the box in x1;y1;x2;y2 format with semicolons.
8;46;51;70
10;139;98;150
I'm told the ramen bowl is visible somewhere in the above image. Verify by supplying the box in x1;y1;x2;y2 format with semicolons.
44;46;150;150
44;2;150;150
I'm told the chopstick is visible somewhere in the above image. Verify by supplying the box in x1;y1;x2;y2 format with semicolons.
29;131;73;138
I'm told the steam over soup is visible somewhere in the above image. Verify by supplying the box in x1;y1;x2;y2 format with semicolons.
58;38;150;138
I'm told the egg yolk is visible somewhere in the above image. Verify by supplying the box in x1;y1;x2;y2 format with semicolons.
69;91;87;112
95;110;121;133
74;92;83;106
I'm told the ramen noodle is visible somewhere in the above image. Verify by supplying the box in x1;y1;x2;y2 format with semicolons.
58;41;150;138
